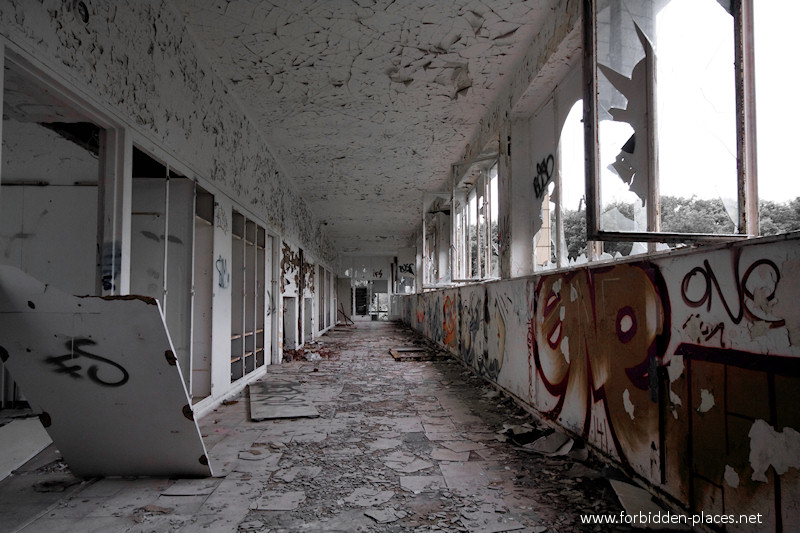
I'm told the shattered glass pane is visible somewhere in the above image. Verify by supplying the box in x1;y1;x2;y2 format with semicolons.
596;0;737;238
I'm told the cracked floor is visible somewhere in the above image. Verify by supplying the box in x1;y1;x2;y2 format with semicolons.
0;321;629;533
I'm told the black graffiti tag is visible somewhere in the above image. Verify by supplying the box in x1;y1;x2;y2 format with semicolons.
216;255;230;288
681;258;784;326
46;338;130;387
399;263;415;275
533;154;555;200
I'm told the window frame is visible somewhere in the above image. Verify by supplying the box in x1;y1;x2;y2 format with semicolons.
582;0;757;244
451;155;500;283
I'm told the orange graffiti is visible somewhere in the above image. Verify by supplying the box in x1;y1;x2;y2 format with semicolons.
532;263;668;472
443;295;457;348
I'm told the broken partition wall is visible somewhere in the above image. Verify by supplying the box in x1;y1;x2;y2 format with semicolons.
0;265;212;478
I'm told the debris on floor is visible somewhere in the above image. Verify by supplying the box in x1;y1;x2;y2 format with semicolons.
248;381;320;420
0;321;643;533
390;346;451;362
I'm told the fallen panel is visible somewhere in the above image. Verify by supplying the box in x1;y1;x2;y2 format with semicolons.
0;418;52;481
0;266;212;478
248;381;319;420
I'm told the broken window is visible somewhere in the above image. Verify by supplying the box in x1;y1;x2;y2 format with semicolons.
754;0;800;235
452;157;499;281
528;65;590;270
422;193;451;287
586;0;745;246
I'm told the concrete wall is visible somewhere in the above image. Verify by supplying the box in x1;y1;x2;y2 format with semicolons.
401;233;800;530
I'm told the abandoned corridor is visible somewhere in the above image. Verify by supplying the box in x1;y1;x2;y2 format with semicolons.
0;321;635;533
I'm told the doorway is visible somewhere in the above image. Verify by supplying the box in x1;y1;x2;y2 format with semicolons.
283;297;297;349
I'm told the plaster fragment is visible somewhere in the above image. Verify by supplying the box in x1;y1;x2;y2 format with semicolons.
623;389;635;420
560;336;569;363
748;419;800;482
749;320;770;340
552;279;561;294
570;285;578;302
697;389;715;413
724;465;740;488
669;390;682;408
667;355;684;383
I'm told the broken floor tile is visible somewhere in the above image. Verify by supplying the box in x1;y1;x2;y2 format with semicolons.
459;503;527;533
610;480;688;530
441;440;486;453
343;487;395;507
237;449;269;461
250;490;306;511
424;431;462;442
440;462;489;491
423;421;457;432
160;478;219;496
368;438;403;450
524;432;574;456
273;465;322;482
399;475;446;494
364;507;407;524
386;458;434;474
431;448;471;462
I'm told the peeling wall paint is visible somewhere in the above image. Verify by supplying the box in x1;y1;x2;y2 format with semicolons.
402;234;800;529
0;0;337;266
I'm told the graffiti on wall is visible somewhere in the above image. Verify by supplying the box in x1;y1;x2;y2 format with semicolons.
480;290;507;381
46;338;130;387
215;255;230;289
403;240;800;527
459;288;483;369
399;263;415;276
530;262;669;474
443;294;457;350
214;203;229;234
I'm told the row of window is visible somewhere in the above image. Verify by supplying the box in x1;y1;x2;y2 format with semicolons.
435;0;799;284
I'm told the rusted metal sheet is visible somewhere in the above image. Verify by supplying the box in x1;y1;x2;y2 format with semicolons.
0;266;212;478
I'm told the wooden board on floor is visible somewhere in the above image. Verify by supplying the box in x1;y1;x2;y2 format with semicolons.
0;418;52;481
0;265;213;478
389;347;449;362
248;381;320;420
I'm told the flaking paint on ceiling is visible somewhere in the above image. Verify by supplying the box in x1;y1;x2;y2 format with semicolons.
173;0;557;255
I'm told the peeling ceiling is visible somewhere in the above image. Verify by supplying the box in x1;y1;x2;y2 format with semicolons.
173;0;557;255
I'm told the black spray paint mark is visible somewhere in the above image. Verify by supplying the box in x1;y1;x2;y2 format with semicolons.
533;154;555;200
216;255;230;288
101;241;121;292
45;338;130;387
399;263;415;276
215;204;229;234
681;258;782;326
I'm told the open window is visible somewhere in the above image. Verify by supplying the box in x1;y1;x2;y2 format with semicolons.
585;0;749;246
422;192;451;287
753;0;800;235
452;156;500;281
